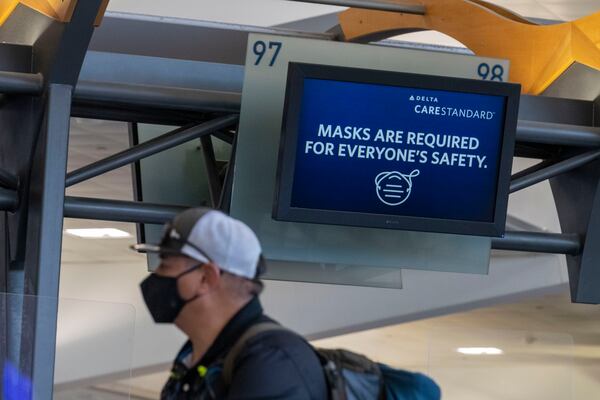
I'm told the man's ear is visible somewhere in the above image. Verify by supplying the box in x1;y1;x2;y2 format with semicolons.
196;262;221;294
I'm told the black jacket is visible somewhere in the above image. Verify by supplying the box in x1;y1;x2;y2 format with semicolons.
161;297;328;399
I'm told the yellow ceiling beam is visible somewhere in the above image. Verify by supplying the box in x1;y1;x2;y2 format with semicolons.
0;0;20;26
0;0;109;26
339;0;600;95
25;0;74;20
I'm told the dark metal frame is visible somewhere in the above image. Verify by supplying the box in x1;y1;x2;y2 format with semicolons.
0;58;595;254
65;115;238;187
510;149;600;193
0;71;43;95
0;2;108;398
0;169;19;190
200;135;224;208
273;62;521;237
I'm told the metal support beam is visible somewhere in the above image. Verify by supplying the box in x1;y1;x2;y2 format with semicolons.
0;71;43;95
212;130;235;145
14;1;106;399
505;214;544;232
23;84;73;400
74;80;242;113
0;188;18;212
64;196;186;224
71;102;207;126
510;149;600;193
66;115;239;187
517;120;600;147
60;194;584;256
219;132;238;212
64;85;600;153
492;231;582;255
285;0;426;14
200;136;222;207
511;159;555;182
0;168;19;190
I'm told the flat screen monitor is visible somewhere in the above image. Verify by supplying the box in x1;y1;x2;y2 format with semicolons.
273;63;520;237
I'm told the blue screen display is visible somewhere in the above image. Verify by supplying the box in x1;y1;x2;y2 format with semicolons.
290;78;507;222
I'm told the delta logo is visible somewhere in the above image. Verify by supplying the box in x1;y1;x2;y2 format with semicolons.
409;95;439;103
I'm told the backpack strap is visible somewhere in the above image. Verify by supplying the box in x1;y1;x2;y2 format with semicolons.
222;322;288;386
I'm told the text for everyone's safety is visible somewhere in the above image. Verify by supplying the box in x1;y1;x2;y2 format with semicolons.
303;124;489;169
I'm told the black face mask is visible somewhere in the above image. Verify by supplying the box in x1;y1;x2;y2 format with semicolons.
140;265;202;323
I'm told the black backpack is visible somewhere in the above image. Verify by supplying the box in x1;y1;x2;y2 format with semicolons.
222;322;441;400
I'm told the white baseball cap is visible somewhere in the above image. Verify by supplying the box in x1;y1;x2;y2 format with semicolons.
132;208;263;279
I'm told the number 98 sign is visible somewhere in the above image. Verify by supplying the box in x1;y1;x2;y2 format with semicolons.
478;63;504;82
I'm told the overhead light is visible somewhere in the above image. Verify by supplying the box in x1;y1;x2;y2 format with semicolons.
65;228;131;239
456;347;503;356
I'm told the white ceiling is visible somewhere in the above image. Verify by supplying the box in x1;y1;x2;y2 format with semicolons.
106;0;343;27
103;0;600;50
106;0;600;27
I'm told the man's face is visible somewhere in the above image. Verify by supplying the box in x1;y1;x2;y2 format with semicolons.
156;255;202;304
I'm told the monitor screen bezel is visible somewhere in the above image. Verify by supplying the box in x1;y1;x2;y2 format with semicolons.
273;62;520;237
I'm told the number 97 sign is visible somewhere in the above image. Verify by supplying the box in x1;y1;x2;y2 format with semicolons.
253;40;282;67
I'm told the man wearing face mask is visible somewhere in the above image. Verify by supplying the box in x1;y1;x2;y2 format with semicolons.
133;208;328;399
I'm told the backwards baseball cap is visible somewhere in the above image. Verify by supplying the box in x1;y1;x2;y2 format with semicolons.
132;208;264;279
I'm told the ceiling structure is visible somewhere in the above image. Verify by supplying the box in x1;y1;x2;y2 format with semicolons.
52;1;600;398
101;0;600;49
59;0;600;303
104;0;600;26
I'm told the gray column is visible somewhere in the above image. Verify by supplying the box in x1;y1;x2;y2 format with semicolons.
21;84;72;400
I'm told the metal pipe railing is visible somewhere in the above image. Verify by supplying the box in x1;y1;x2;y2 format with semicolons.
0;71;43;95
516;120;600;147
491;231;581;255
65;115;239;187
0;188;18;212
74;80;242;113
63;196;585;257
510;149;600;193
64;196;186;224
0;187;584;255
510;159;555;182
68;86;600;149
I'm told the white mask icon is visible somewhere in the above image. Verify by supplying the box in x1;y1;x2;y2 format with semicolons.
375;170;420;206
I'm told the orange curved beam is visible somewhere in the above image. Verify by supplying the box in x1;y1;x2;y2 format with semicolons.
339;0;600;95
0;0;109;26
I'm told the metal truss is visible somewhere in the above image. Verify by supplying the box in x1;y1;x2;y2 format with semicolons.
0;70;598;256
65;115;239;187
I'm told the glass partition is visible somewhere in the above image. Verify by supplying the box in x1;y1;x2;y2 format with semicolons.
1;293;135;399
